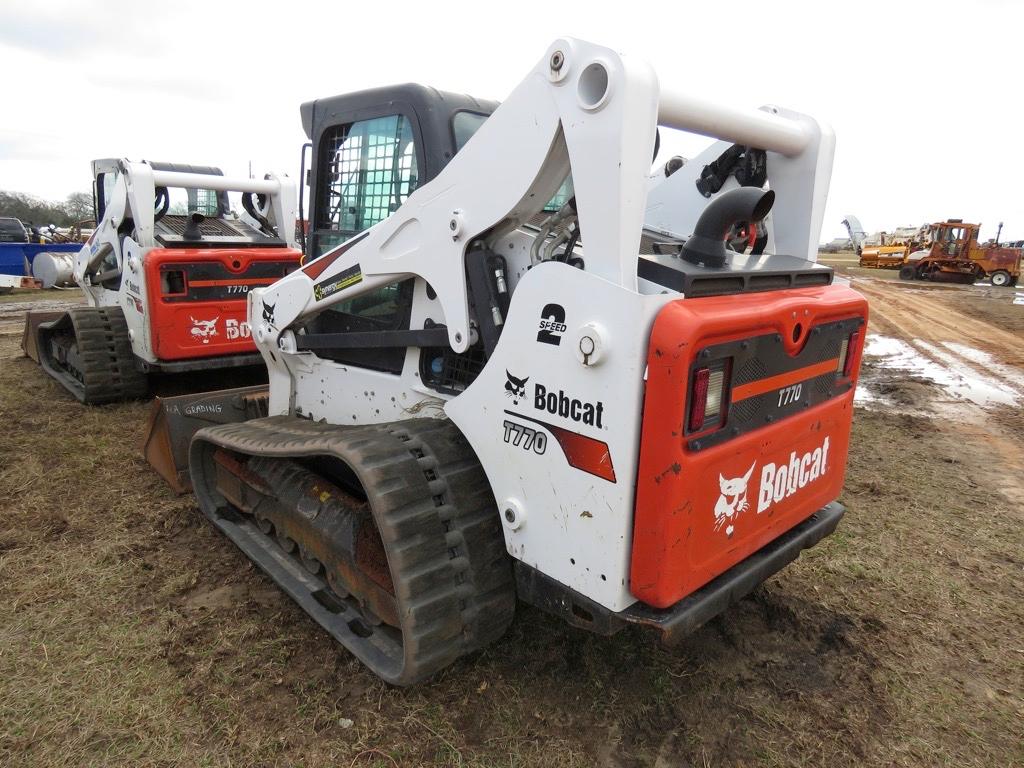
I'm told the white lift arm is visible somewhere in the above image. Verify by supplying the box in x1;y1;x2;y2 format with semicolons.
250;36;832;403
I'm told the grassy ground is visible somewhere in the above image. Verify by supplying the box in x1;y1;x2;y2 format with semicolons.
818;251;903;282
0;288;83;305
1;298;1022;766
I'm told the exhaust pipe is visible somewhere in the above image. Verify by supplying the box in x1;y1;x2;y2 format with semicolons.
183;212;206;241
680;187;775;268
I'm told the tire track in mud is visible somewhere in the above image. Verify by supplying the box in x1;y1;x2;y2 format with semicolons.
851;276;1024;506
855;277;1024;394
857;280;1024;356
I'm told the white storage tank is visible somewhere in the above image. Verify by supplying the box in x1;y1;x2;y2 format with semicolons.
32;252;76;288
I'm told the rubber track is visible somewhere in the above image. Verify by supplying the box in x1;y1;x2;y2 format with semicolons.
189;415;516;685
36;307;147;404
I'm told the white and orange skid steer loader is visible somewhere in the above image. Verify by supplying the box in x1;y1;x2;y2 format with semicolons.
25;160;301;405
162;38;866;685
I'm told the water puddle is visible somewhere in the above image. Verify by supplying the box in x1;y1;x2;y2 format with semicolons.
856;333;1021;412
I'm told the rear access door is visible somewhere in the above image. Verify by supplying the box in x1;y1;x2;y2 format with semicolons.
144;248;298;362
632;284;867;608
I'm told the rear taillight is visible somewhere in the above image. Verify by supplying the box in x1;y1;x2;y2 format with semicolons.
688;360;728;432
688;368;710;431
161;269;187;297
837;329;861;378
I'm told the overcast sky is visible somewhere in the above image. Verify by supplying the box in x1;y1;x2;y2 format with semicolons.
1;0;1020;242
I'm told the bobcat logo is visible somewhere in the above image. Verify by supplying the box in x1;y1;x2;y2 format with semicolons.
262;300;276;324
189;316;219;344
504;371;529;405
713;462;755;537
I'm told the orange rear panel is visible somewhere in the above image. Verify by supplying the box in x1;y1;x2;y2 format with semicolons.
631;285;868;608
143;247;300;361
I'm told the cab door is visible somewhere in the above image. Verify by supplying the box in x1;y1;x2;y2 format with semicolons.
91;158;121;223
933;224;967;259
308;113;422;261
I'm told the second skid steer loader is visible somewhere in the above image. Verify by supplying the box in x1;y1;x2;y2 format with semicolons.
27;160;301;404
176;38;866;685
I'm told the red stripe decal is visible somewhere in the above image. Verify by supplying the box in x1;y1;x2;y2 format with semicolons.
731;358;839;402
302;231;369;279
505;410;616;483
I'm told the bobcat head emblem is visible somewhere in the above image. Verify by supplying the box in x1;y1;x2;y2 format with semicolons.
262;300;275;324
504;371;529;405
713;462;755;537
189;316;219;344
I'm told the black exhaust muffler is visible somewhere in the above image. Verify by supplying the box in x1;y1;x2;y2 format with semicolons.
680;187;775;268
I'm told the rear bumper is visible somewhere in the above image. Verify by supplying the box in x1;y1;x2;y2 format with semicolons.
621;502;844;643
515;501;844;643
139;352;264;373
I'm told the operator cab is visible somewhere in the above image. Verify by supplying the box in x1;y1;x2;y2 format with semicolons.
931;220;970;257
298;84;498;378
301;84;498;261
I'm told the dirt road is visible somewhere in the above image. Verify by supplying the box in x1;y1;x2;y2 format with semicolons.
855;277;1024;366
1;285;1022;767
848;274;1024;505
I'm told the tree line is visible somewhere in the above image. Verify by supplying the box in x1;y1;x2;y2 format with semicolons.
0;190;94;227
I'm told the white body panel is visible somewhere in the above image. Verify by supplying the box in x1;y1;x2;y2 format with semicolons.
445;263;672;610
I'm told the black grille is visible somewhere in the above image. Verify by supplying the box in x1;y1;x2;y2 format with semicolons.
421;345;487;395
159;215;242;237
732;398;760;423
686;317;864;452
813;373;836;397
735;357;767;385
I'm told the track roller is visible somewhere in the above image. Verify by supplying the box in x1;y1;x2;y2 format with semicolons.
189;415;516;686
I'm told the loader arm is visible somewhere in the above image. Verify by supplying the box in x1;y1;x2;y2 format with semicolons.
249;37;830;416
252;39;658;358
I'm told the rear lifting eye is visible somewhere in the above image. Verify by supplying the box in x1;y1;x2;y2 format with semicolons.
792;323;803;343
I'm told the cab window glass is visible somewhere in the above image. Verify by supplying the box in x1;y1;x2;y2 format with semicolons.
97;171;118;219
452;112;488;150
545;177;574;212
313;114;418;258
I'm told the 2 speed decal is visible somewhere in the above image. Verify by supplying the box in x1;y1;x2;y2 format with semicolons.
536;303;566;346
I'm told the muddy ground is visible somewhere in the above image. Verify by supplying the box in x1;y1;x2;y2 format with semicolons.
1;277;1022;767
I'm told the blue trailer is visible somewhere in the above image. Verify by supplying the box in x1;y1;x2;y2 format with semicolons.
0;242;82;292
